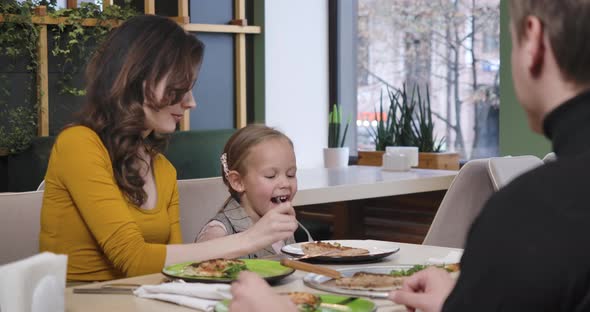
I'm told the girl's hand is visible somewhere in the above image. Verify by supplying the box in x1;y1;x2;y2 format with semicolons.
245;201;298;250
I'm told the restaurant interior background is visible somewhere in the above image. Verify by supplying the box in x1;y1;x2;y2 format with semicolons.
0;0;551;241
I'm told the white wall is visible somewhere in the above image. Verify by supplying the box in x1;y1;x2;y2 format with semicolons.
264;0;329;169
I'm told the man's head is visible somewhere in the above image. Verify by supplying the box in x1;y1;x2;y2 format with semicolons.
509;0;590;133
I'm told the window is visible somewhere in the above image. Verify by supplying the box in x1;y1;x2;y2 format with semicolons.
354;0;500;159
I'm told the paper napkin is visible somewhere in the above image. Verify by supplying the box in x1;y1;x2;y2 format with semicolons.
134;282;232;311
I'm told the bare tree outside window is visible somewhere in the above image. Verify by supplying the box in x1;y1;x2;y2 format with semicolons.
356;0;500;160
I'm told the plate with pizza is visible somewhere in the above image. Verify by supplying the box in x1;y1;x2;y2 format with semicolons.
303;264;460;298
162;258;295;283
281;240;400;263
214;292;377;312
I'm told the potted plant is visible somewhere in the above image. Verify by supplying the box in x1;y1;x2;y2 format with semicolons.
358;89;396;166
324;103;350;168
412;86;459;170
359;84;459;170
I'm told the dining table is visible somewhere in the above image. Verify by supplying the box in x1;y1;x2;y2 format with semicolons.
65;241;463;312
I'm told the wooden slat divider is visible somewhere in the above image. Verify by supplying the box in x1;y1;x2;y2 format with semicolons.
37;24;49;136
144;0;155;14
0;15;260;34
1;0;261;135
183;23;260;34
178;0;189;20
234;0;247;128
0;15;122;27
66;0;77;9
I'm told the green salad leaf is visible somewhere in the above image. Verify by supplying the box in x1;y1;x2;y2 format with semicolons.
223;263;248;279
390;264;455;277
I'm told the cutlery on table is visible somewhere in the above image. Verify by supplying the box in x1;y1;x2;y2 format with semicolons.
280;259;342;279
73;283;140;295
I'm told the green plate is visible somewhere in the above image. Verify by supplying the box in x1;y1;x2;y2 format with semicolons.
162;259;295;284
214;294;376;312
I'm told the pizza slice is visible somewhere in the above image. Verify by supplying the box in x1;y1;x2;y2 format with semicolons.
301;241;370;257
333;263;460;290
284;292;321;312
183;258;247;278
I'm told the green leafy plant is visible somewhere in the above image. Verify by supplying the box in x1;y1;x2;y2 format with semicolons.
411;85;445;152
394;84;416;147
0;0;137;155
50;1;137;96
368;89;397;151
328;103;350;148
0;0;40;155
368;84;445;152
0;106;38;155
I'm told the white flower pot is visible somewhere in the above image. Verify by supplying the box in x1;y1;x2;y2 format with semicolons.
385;146;419;167
323;147;349;168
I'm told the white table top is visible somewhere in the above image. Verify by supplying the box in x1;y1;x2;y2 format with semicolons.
294;166;457;206
66;241;462;312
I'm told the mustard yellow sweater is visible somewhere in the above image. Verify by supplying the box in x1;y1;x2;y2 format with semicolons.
40;126;182;281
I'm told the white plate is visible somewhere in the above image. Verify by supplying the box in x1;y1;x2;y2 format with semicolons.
281;240;400;263
303;265;414;299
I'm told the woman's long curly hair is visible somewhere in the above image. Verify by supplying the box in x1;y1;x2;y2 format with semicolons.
77;15;204;206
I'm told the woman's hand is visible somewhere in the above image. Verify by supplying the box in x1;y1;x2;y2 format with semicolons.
229;271;297;312
389;267;455;312
244;201;298;250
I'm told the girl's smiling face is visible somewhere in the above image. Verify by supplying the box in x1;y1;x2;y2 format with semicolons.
236;137;297;220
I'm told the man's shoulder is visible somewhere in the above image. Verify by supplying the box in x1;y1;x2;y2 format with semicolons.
486;153;590;214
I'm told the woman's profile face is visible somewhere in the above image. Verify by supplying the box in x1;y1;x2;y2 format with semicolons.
143;77;196;134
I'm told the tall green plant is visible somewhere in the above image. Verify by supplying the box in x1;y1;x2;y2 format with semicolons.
395;84;416;146
368;89;396;151
328;103;350;148
411;85;445;152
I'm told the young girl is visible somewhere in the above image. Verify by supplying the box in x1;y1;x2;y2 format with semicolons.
196;124;312;258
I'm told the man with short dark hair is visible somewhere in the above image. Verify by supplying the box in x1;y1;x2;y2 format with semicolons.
391;0;590;310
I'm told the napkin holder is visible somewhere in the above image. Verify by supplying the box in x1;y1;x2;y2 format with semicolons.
0;252;68;312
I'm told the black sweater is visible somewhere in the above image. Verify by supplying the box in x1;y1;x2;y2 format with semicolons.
443;91;590;311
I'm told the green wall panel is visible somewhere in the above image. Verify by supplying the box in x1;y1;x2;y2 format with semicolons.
499;0;550;157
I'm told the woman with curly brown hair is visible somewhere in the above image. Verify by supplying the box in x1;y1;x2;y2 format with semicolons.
39;15;298;282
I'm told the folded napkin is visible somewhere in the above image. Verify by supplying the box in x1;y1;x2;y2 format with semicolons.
426;250;463;265
0;252;68;312
134;282;232;311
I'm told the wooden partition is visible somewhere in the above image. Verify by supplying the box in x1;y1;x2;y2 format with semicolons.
0;0;260;135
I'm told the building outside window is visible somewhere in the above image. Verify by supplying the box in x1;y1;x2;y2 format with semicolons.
356;0;500;160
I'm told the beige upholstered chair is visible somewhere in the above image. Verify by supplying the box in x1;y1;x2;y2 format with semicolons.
177;177;229;243
488;155;544;191
542;152;557;163
37;180;45;191
423;159;495;248
0;190;44;265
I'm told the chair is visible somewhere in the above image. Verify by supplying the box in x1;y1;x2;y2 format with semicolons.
488;155;544;191
542;152;557;163
177;177;229;243
0;190;44;265
37;180;45;191
423;159;495;248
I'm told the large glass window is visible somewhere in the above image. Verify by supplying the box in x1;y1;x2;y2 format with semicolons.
356;0;500;159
